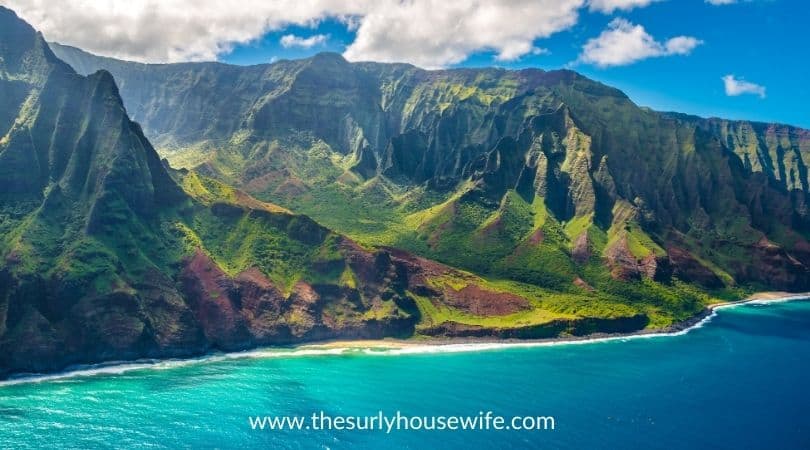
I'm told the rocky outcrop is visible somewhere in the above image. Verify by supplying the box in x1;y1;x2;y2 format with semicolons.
604;237;648;280
179;248;417;349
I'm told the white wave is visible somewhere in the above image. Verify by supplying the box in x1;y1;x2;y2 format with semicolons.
2;295;806;386
0;362;165;386
222;347;348;360
0;347;361;387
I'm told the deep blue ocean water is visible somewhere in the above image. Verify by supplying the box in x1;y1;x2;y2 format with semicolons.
1;300;809;449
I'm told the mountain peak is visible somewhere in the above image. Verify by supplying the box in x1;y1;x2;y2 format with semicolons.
0;7;184;211
311;51;347;60
305;51;350;67
0;4;19;19
0;7;72;83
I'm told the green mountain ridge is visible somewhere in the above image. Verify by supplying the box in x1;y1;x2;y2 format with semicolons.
0;5;807;377
2;8;692;378
49;41;810;295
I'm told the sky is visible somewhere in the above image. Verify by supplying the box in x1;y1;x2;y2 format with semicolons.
3;0;808;128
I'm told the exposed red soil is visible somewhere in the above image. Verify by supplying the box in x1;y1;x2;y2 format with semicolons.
528;228;545;245
233;190;291;214
573;277;594;291
604;236;663;280
443;284;530;316
571;232;590;264
180;250;244;343
272;178;308;198
242;168;290;192
665;245;723;288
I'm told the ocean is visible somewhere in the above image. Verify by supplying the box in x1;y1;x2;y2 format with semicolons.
1;299;809;449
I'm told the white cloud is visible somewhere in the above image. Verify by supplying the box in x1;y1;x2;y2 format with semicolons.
342;0;583;68
722;75;766;98
280;33;328;48
493;46;548;62
3;0;583;68
578;18;702;67
665;36;702;54
706;0;737;5
2;0;359;63
588;0;660;14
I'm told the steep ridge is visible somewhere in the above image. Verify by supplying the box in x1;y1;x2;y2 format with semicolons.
1;8;678;378
50;42;810;296
3;8;665;378
0;9;413;377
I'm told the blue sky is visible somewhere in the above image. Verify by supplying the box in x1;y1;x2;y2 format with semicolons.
220;1;809;128
6;0;808;128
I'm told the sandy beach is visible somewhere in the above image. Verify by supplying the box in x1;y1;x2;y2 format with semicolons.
741;291;810;301
2;291;808;385
297;291;810;351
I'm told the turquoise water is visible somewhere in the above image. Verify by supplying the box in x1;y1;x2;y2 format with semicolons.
1;300;809;449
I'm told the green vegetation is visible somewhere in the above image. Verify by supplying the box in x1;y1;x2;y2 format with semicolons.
3;5;810;380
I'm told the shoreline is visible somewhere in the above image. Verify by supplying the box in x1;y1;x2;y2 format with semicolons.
302;291;810;351
2;291;808;386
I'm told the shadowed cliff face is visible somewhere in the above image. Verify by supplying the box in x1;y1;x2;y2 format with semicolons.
50;42;810;291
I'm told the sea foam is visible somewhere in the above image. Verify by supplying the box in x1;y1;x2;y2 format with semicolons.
2;295;807;387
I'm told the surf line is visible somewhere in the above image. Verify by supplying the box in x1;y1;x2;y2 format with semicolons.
1;294;807;387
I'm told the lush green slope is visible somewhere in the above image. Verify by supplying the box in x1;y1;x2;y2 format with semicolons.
51;41;810;297
2;8;711;377
0;9;425;376
2;6;806;376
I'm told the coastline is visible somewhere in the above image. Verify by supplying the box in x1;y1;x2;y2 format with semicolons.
2;292;808;386
302;291;810;351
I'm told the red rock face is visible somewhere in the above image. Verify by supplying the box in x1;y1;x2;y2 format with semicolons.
666;246;723;288
234;268;289;339
641;254;660;280
742;237;810;290
177;242;423;352
380;246;531;316
604;237;643;280
339;239;396;290
604;236;669;281
665;237;810;291
180;250;248;346
0;228;445;377
443;285;530;316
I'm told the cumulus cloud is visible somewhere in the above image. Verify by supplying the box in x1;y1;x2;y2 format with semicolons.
342;0;583;68
578;18;702;67
2;0;360;62
722;75;766;98
280;33;328;48
3;0;583;68
588;0;660;14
